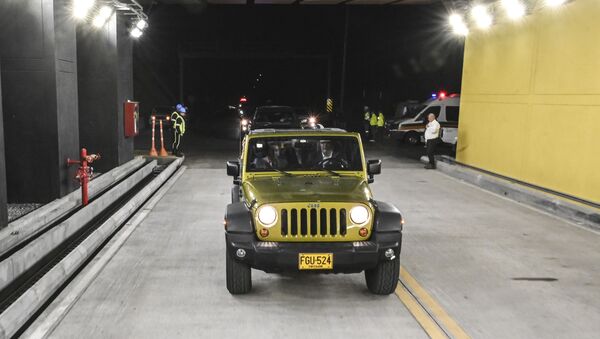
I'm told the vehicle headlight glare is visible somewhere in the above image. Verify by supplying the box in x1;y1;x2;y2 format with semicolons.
350;206;369;224
257;205;277;226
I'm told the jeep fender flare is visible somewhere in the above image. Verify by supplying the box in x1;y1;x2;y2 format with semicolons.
225;202;254;234
373;200;403;233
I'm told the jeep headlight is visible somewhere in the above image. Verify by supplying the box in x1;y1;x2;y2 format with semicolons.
257;205;277;226
350;205;369;224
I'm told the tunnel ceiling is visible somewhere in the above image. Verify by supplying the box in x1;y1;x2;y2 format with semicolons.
138;0;437;5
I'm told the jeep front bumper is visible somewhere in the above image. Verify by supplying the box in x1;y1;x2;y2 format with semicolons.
225;232;402;274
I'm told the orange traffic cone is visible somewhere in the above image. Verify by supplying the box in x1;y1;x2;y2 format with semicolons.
149;116;158;157
159;120;168;157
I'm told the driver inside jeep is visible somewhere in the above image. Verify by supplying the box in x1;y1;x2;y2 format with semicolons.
317;140;349;169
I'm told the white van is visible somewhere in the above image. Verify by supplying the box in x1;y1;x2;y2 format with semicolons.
389;94;460;145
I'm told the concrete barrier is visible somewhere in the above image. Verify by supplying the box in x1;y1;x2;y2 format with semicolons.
0;160;157;292
0;157;183;339
0;157;146;257
422;156;600;231
23;166;187;339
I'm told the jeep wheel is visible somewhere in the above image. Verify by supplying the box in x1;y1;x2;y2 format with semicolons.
226;248;252;294
365;257;400;295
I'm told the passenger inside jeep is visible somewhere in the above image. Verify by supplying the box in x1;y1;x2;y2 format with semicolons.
250;142;272;169
246;136;362;172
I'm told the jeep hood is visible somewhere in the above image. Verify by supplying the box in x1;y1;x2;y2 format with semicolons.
243;175;372;204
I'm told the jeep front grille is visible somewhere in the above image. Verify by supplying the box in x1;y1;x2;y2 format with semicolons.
280;208;347;237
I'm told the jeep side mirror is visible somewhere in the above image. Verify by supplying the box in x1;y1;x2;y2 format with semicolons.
226;161;241;184
367;159;381;184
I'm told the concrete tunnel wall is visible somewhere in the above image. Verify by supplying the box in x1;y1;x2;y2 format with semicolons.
0;71;7;227
0;0;135;204
0;0;80;203
456;0;600;204
77;13;134;173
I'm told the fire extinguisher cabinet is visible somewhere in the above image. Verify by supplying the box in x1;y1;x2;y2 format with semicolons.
124;101;139;137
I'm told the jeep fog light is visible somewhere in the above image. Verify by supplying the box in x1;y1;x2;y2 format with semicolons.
259;228;269;237
257;205;277;226
350;206;369;224
359;227;369;237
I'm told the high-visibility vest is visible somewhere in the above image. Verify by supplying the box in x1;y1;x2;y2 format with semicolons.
370;113;378;126
377;113;385;127
171;112;186;135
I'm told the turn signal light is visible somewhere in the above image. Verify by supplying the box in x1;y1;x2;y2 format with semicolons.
359;227;368;237
259;228;269;238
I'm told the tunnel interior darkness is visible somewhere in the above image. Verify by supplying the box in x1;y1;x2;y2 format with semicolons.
183;58;329;114
133;4;465;134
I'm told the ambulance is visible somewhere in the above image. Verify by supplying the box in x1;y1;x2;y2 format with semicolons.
389;93;460;145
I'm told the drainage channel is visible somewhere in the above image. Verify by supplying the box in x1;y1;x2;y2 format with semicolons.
0;162;175;338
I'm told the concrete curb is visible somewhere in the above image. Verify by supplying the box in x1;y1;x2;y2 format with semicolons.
0;160;156;292
0;157;183;339
421;156;600;231
23;166;187;339
0;157;146;256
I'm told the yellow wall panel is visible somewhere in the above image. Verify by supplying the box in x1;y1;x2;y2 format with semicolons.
457;0;600;204
462;22;535;95
534;2;600;94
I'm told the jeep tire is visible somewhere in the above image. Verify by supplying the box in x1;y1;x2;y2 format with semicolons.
226;248;252;294
365;257;400;295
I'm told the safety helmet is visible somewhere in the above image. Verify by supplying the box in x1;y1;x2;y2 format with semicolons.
176;104;186;113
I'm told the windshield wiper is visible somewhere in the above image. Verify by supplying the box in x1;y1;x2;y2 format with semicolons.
266;163;294;176
314;167;341;177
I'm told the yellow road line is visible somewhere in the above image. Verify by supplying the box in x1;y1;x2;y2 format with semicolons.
400;267;471;339
395;282;448;339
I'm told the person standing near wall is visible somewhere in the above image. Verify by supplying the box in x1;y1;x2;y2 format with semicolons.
424;113;440;169
369;111;378;143
376;111;385;142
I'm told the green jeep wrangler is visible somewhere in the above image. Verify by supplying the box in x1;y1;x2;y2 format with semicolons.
224;128;403;295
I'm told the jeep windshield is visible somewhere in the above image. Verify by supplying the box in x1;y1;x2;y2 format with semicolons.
246;136;363;173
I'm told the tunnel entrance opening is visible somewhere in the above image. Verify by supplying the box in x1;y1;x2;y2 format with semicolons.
182;56;330;139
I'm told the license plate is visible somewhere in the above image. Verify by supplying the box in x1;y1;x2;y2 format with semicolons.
298;253;333;270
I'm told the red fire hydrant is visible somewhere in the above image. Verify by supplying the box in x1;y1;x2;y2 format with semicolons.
67;148;100;206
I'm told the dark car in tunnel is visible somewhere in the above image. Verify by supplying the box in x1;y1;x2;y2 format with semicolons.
251;106;301;130
239;105;302;141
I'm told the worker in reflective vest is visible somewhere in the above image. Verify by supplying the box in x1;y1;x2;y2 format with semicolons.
171;104;187;157
377;112;385;142
369;111;378;142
